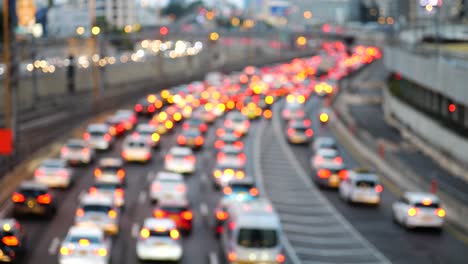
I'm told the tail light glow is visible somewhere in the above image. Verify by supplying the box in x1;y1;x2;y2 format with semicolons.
61;147;69;155
176;185;186;193
94;168;102;178
435;208;446;217
228;252;237;262
115;188;124;198
108;210;117;219
117;169;126;179
170;229;180;240
154;209;166;218
2;236;19;247
84;133;90;140
37;193;52;204
152;183;161;192
181;211;193;221
306;129;314;137
134;104;143;112
407;207;419;216
216;211;228;221
249;188;259;196
177;136;186;145
184;155;195;163
276;254;286;263
12;192;25;203
375;184;383;193
223;187;232;195
318;169;331;179
140;228;150;239
334;157;343;164
76;208;84;217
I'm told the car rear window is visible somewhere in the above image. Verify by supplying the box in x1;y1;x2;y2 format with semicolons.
415;203;440;209
128;141;146;148
90;131;105;137
82;205;111;213
94;183;119;190
43;161;65;168
19;189;47;197
67;142;85;149
148;230;171;237
159;206;188;213
355;180;376;188
101;167;120;173
69;236;100;244
237;228;278;248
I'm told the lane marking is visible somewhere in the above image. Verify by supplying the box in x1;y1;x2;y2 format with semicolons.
200;202;208;218
200;173;208;184
131;223;140;238
147;171;154;182
209;251;219;264
138;191;147;204
48;237;60;255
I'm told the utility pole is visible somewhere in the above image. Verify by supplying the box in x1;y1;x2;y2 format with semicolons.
3;0;12;131
89;0;101;106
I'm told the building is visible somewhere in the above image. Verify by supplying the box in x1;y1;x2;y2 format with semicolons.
47;4;91;38
288;0;359;25
77;0;137;29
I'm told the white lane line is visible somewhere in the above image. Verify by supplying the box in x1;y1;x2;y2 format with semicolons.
131;223;140;238
138;191;147;204
209;251;219;264
147;171;154;182
48;237;60;255
200;203;208;218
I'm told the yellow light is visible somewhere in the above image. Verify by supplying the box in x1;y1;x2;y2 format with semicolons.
231;17;240;27
210;32;219;41
217;103;226;112
78;239;90;246
254;107;262;116
159;112;168;121
286;94;295;103
165;120;174;129
140;228;150;238
201;91;210;100
296;36;307;46
425;4;433;12
152;133;160;142
60;247;71;256
378;16;385;24
248;102;256;110
224;169;234;177
147;94;156;103
407;207;417;216
226;101;235;109
325;85;333;94
2;224;11;231
91;26;101;35
124;25;133;33
437;209;446;217
320;113;329;123
97;248;108;257
214;170;222;178
161;90;169;99
173;112;182;121
297;95;306;104
303;11;312;19
76;26;85;35
205;102;213;111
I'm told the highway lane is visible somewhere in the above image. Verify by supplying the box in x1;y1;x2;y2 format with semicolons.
9;111;229;264
279;96;468;263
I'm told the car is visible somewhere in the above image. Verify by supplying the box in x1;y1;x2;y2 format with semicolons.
121;135;152;163
281;101;305;120
94;158;126;185
11;181;56;217
392;192;446;229
194;108;217;124
216;125;242;138
0;219;26;263
312;137;337;152
149;172;187;203
75;194;120;236
220;199;285;264
164;147;196;174
182;118;208;134
34;159;74;188
136;218;182;262
134;124;160;148
216;146;246;167
224;111;250;136
105;116;126;137
88;182;125;208
214;133;243;151
286;119;313;144
84;124;114;151
339;169;383;205
311;149;347;188
153;199;193;235
60;139;95;165
114;109;138;131
177;128;205;149
314;81;334;97
134;98;156;116
58;226;111;264
212;163;246;189
222;177;259;202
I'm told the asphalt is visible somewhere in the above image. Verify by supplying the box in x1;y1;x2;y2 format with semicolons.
9;112;255;264
277;96;468;263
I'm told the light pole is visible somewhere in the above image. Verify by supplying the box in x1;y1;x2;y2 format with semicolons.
3;0;12;131
89;0;101;106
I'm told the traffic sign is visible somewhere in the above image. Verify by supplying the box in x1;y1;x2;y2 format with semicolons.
0;129;13;155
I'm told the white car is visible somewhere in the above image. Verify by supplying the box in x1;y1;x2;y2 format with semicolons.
225;111;250;135
339;170;383;205
60;139;95;165
311;148;343;170
150;171;187;203
312;137;337;152
84;124;114;151
136;218;183;262
392;192;446;229
88;182;125;208
34;159;74;188
75;194;120;236
164;147;196;174
59;226;111;264
94;158;126;185
135;124;160;148
121;135;152;163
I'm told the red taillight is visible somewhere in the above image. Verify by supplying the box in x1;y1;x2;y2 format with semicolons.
135;104;143;112
228;252;237;262
153;209;167;218
215;140;224;149
84;133;90;140
165;155;173;162
34;169;45;178
2;236;19;247
276;253;286;263
249;188;259;196
223;187;233;195
195;136;204;146
217;152;226;161
200;123;208;133
94;168;102;178
287;128;295;136
177;135;186;145
121;151;127;158
12;192;25;203
243;120;250;127
148;105;155;113
89;187;98;195
234;141;243;149
216;128;225;137
225;120;232;127
61;147;69;155
181;210;193;221
238;153;246;161
315;156;324;165
37;193;51;204
306;128;314;137
375;184;383;193
176;185;186;193
216;211;228;221
152;183;161;192
104;134;111;142
338;170;348;180
115;188;124;198
334;156;343;164
76;208;84;217
318;169;331;179
184;156;195;163
82;148;90;155
303;119;311;126
57;170;68;179
117;169;126;179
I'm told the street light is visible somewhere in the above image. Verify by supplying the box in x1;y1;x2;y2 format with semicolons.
303;11;312;19
91;26;101;36
76;26;85;36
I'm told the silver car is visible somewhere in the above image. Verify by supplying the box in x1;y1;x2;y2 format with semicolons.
60;139;95;165
84;124;114;151
34;159;74;188
58;226;111;264
75;195;120;236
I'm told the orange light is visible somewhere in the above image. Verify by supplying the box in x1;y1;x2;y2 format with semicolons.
223;187;233;195
2;236;19;246
375;184;383;193
407;207;418;216
319;113;329;123
117;169;126;179
108;210;117;219
37;193;51;204
96;248;108;257
170;229;180;240
235;170;245;179
195;136;204;146
249;188;259;196
182;211;193;221
422;198;432;206
216;211;228;220
76;208;84;217
12;192;25;203
263;109;273;119
276;253;286;263
140;228;150;238
213;170;222;179
94;168;102;178
436;208;446;217
154;209;166;218
228;252;237;262
318;169;331;179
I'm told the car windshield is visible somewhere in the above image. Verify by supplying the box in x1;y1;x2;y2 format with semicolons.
101;166;120;173
237;228;278;248
69;236;101;244
67;142;85;149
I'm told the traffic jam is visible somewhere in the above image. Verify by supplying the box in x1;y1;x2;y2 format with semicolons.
0;41;447;264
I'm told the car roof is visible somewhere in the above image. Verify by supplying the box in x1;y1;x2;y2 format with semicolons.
67;139;86;146
68;225;103;238
80;194;114;206
405;192;440;204
156;171;184;181
220;145;242;153
169;147;192;155
158;198;189;208
315;137;336;144
317;148;339;156
143;218;176;230
349;171;379;181
88;124;109;131
41;159;66;166
229;200;281;229
19;181;48;191
98;158;123;167
136;124;155;131
124;135;147;144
